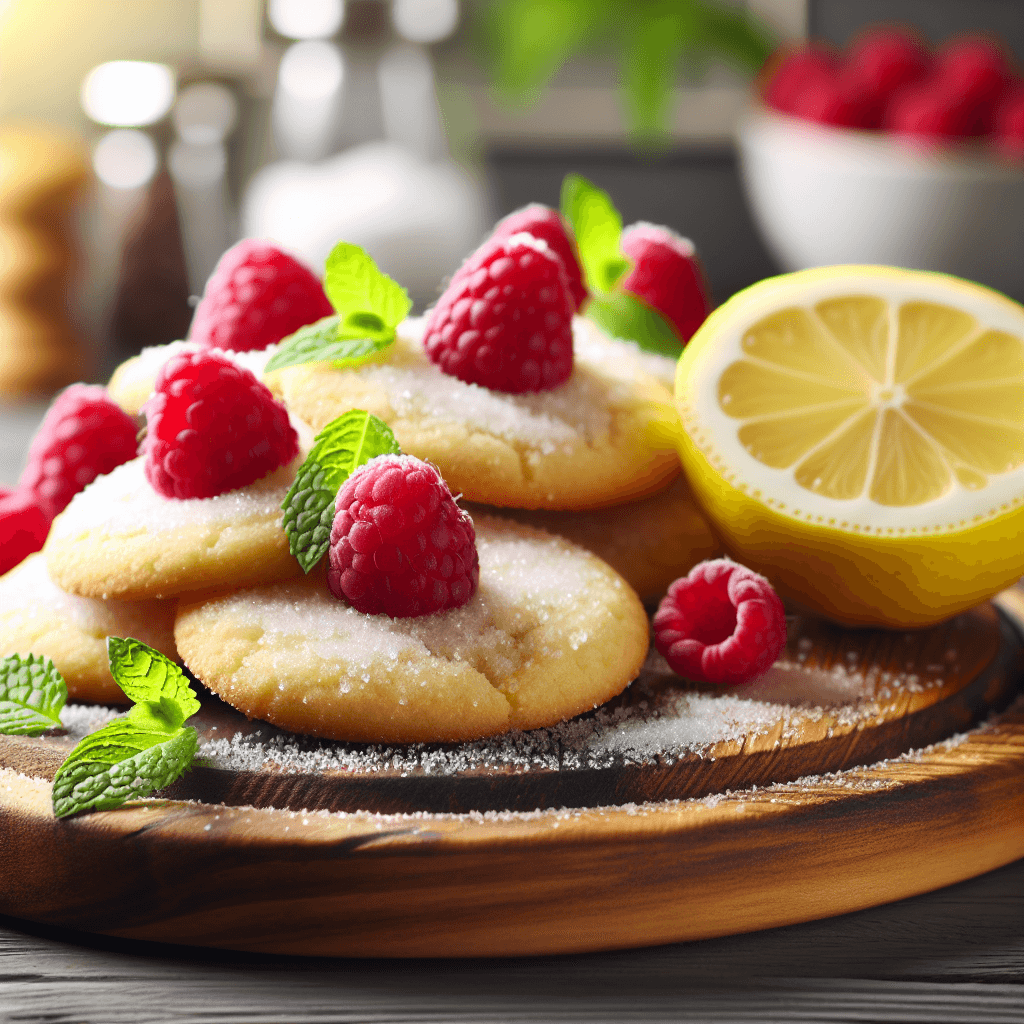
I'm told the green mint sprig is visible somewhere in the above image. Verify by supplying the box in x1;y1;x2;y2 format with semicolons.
281;410;401;573
560;173;631;295
0;653;67;736
51;639;200;819
586;291;683;358
265;243;411;373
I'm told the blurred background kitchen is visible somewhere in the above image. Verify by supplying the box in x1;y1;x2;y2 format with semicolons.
0;0;1022;413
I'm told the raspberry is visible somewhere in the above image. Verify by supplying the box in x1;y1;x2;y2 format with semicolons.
423;233;574;393
883;79;977;140
843;28;931;127
653;559;787;686
994;86;1024;159
619;223;711;344
143;350;298;499
934;36;1013;132
19;384;139;520
491;204;588;312
789;71;876;129
0;489;50;576
189;239;334;353
762;45;838;115
327;454;479;618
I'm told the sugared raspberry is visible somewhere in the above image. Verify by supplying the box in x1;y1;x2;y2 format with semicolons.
327;454;478;618
762;45;838;115
189;239;334;353
19;384;139;520
0;489;50;576
491;204;588;312
653;559;787;686
423;233;574;393
143;350;298;499
619;223;711;344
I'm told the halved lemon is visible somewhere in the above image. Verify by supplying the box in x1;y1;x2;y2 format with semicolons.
674;266;1024;627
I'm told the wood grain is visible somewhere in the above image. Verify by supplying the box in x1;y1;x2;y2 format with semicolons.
0;603;1014;814
0;636;1021;957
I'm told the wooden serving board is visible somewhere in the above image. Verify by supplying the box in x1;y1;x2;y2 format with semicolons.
0;599;1022;957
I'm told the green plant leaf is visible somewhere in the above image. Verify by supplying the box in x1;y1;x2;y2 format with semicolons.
560;174;631;295
281;410;402;573
0;653;66;736
106;637;200;725
477;0;618;104
264;316;397;374
324;242;411;339
587;290;683;357
52;719;198;819
621;4;690;143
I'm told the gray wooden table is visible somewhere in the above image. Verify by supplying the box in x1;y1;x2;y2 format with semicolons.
2;402;1022;1023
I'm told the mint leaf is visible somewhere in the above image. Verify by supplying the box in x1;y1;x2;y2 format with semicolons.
560;173;631;294
282;410;401;572
587;290;683;357
52;719;197;818
324;242;411;339
264;316;398;374
0;653;67;736
106;637;200;724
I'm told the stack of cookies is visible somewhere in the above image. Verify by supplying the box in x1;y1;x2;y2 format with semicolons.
6;194;721;745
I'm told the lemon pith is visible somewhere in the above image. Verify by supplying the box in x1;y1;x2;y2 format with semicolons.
674;266;1024;628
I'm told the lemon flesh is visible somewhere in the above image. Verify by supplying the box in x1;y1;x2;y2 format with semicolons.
675;266;1024;628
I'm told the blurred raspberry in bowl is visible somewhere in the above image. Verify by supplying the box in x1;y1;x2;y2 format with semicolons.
741;28;1024;299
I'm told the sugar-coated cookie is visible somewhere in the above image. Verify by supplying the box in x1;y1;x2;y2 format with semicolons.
267;316;680;511
107;341;275;416
175;516;650;743
0;553;178;703
464;474;720;604
44;456;304;601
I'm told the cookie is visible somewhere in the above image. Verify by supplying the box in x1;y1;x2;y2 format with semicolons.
107;341;275;416
44;454;305;601
0;553;177;704
175;516;650;743
266;316;680;511
463;474;720;604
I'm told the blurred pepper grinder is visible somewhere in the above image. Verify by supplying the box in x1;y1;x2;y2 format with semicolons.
0;125;92;396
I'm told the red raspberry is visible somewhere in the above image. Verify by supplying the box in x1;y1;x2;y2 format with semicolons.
491;204;588;312
883;79;977;141
789;71;877;129
994;86;1024;159
19;384;139;520
933;36;1014;133
143;350;298;499
189;239;334;353
0;489;50;576
327;454;478;618
653;559;787;687
762;45;838;115
423;233;574;393
843;28;931;127
619;223;711;344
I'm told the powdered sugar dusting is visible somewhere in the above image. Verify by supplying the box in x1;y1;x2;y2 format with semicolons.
115;341;277;399
206;521;598;679
352;316;668;452
0;554;173;649
49;456;295;539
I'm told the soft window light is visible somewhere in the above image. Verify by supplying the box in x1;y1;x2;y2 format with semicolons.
81;61;176;127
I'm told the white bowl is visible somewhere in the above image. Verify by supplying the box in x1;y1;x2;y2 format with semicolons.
737;107;1024;301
